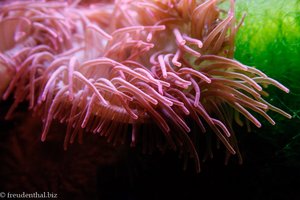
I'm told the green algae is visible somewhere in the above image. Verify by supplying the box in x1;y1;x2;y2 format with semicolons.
235;0;300;166
235;0;300;106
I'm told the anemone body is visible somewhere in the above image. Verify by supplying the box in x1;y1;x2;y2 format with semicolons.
0;0;291;172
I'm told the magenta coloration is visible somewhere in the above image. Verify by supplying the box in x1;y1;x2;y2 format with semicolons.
0;0;291;172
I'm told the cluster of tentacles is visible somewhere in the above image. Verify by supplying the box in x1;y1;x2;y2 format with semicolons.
0;0;291;172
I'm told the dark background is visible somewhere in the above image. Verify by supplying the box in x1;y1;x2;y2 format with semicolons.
0;102;299;200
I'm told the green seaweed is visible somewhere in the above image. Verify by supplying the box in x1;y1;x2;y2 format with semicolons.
235;0;300;166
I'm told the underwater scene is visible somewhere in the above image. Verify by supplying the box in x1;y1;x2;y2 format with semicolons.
0;0;299;200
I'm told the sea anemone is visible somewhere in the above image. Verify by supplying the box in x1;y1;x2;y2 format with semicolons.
0;0;291;172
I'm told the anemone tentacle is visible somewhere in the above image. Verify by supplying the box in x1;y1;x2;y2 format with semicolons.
0;0;290;172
